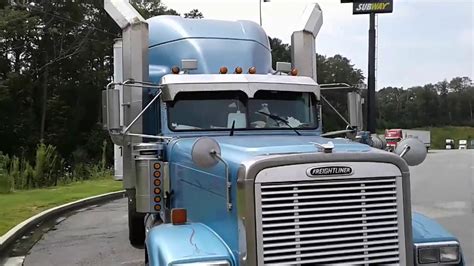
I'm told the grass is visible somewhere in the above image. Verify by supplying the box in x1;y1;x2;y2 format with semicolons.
417;126;474;149
0;178;122;236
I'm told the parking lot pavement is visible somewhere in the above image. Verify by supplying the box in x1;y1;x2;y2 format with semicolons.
410;149;474;265
23;199;144;266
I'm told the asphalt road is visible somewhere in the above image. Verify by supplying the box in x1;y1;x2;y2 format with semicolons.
23;200;143;266
18;150;473;266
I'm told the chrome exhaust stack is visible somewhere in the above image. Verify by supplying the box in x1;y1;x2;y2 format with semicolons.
291;3;323;82
104;0;149;189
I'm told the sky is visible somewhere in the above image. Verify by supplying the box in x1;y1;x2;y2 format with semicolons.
161;0;473;89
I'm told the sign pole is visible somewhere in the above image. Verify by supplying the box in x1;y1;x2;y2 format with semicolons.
367;13;376;133
342;0;392;133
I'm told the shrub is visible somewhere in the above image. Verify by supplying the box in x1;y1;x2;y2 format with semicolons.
33;143;65;187
0;153;13;193
0;140;112;192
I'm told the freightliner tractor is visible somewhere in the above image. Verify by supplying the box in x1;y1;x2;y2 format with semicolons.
102;0;464;265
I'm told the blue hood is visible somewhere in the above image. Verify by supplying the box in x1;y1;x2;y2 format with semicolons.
169;135;372;164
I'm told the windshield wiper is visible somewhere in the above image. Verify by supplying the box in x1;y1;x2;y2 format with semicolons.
229;120;235;136
257;111;301;136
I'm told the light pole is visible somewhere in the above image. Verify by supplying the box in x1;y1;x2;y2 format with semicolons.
259;0;270;26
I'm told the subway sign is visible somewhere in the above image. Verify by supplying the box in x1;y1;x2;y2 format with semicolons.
352;0;393;14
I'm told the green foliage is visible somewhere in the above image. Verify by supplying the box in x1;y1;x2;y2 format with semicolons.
0;153;13;193
0;178;122;235
131;0;179;19
269;38;291;70
33;143;65;187
0;141;112;193
0;0;177;164
377;77;474;129
184;9;203;19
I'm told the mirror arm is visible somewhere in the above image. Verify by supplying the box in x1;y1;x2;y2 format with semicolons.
320;95;351;126
399;145;411;158
211;150;232;211
122;90;162;134
117;132;173;141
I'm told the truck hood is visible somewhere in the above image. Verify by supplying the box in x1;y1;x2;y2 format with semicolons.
168;135;372;165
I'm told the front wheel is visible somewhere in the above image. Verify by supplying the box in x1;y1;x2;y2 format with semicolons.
127;190;146;248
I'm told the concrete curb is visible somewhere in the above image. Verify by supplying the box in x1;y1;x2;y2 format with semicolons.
0;190;125;256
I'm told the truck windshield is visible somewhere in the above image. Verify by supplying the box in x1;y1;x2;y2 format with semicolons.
167;90;318;131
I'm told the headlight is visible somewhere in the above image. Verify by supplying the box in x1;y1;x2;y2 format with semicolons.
173;260;230;266
416;241;461;264
440;246;460;263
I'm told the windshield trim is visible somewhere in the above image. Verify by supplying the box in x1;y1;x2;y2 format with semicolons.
166;90;320;132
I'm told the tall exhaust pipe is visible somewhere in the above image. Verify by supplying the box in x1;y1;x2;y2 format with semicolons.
291;3;323;82
105;0;149;189
113;39;124;181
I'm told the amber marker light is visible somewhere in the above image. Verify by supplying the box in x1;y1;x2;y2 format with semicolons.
219;66;228;74
171;66;180;74
290;68;298;76
171;208;187;225
235;67;243;74
154;179;161;186
154;188;161;194
154;205;161;211
248;67;257;74
153;171;161;178
154;196;161;203
153;163;161;170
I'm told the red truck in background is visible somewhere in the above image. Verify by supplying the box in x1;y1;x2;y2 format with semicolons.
385;129;402;151
385;129;431;152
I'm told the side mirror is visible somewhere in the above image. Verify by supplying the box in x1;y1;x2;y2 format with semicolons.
395;138;427;166
191;137;221;168
102;89;121;131
191;137;232;211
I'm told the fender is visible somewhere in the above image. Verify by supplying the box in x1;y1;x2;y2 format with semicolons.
146;223;235;266
412;212;465;265
413;212;457;243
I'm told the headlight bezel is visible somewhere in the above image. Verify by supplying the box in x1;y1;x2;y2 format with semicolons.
415;241;461;265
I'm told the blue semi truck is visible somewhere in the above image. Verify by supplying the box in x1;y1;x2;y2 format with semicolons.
103;1;464;265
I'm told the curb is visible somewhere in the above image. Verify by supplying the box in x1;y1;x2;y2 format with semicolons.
0;190;125;256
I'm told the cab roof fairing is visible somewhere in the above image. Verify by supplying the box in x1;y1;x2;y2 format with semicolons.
159;74;321;101
146;16;270;50
146;16;273;81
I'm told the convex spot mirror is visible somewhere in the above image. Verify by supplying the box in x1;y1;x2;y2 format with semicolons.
395;138;427;166
191;137;221;168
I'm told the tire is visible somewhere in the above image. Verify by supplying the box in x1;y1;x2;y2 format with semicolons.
127;190;146;248
145;246;149;265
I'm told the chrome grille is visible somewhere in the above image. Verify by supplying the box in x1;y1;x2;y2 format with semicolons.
255;176;401;265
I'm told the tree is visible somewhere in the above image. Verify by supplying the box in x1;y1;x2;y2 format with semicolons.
0;0;178;164
131;0;179;19
184;9;203;19
317;54;365;131
317;54;364;86
269;37;291;69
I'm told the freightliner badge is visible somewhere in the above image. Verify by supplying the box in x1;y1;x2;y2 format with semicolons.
352;0;393;14
307;166;353;177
